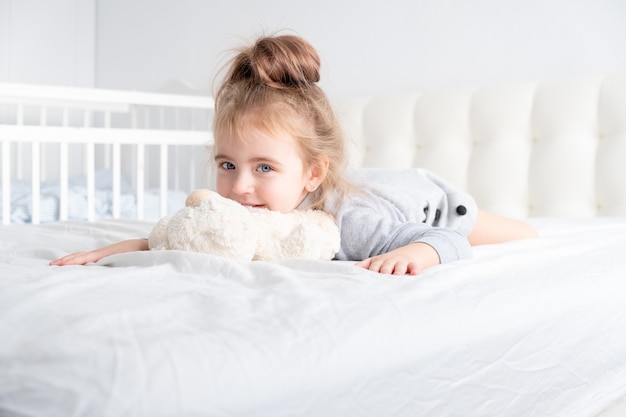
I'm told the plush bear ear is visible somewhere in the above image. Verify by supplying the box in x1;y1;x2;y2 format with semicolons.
185;189;212;207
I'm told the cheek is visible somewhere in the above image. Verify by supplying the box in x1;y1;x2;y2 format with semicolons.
215;176;229;196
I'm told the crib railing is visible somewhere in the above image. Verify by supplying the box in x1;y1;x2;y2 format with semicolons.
0;82;214;225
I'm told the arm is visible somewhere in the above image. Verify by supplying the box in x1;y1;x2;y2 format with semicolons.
468;209;538;246
49;238;149;266
331;191;473;275
357;209;537;274
356;241;440;275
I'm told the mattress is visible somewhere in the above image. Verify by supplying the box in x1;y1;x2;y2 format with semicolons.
1;218;626;417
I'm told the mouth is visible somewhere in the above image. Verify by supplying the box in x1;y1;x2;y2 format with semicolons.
240;202;266;209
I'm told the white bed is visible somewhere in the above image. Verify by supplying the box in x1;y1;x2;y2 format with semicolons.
1;75;626;417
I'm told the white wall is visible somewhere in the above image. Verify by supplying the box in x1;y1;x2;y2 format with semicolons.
3;0;626;98
94;0;626;98
0;0;95;87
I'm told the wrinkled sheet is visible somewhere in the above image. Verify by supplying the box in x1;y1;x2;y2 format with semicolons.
1;218;626;417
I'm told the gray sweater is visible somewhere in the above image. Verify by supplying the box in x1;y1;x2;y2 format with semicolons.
321;168;477;264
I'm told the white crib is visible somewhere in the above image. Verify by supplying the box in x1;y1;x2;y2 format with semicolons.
0;82;213;224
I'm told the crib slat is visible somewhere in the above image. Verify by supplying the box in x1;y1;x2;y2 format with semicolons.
188;149;196;190
84;110;95;221
86;142;95;222
16;105;24;180
136;144;145;220
59;109;70;221
160;144;168;217
105;111;122;219
2;141;10;225
131;106;143;220
39;108;47;181
112;142;121;218
31;141;41;224
59;142;69;221
173;146;180;190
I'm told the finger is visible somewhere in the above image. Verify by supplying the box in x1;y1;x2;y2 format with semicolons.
392;262;409;275
50;252;90;266
406;262;421;275
50;257;74;266
368;258;388;274
379;260;398;275
357;257;388;274
355;258;372;269
49;255;74;266
381;260;414;276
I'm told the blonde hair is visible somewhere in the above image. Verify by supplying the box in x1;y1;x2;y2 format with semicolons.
213;34;349;210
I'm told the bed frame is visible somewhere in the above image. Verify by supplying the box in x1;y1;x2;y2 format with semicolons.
0;82;213;224
335;73;626;219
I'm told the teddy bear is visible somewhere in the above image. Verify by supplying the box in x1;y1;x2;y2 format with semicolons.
147;189;340;261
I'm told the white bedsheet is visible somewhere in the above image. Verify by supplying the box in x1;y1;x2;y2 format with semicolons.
1;218;626;417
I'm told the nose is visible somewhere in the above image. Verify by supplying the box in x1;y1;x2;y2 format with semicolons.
231;171;254;195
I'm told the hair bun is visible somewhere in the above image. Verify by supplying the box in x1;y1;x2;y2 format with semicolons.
247;35;321;88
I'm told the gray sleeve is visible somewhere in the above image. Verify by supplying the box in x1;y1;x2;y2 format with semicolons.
331;196;472;264
422;170;478;236
353;168;478;236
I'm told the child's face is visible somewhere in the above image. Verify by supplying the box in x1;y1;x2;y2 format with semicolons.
214;128;314;213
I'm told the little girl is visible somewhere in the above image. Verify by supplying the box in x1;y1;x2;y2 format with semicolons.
51;34;537;275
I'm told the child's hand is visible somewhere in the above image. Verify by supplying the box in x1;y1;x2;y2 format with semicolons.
50;250;107;266
49;239;149;266
355;242;440;275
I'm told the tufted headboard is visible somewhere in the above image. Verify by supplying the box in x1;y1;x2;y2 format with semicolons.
334;74;626;218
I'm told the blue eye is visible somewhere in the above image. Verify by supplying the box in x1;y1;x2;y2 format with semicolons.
257;164;272;173
221;162;236;170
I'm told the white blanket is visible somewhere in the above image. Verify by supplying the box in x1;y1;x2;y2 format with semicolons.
1;218;626;417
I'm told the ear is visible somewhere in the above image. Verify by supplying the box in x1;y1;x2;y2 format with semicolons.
185;189;211;207
306;156;329;191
